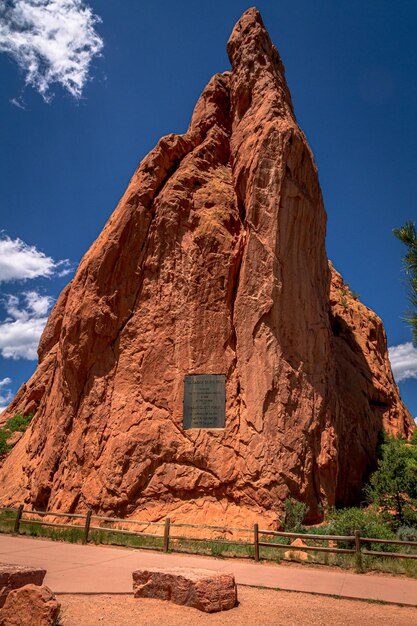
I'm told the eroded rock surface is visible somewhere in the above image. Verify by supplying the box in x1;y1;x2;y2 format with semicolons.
132;568;237;613
0;8;413;525
0;584;60;626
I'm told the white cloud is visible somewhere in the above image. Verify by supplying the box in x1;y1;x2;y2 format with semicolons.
0;291;53;359
0;315;46;359
388;342;417;383
0;234;71;282
25;290;53;316
0;377;13;412
0;0;103;101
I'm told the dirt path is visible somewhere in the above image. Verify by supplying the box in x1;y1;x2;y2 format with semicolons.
58;587;417;626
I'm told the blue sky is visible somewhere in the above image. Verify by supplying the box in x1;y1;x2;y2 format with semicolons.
0;0;416;418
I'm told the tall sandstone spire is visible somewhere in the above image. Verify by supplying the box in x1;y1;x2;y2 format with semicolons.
0;8;413;526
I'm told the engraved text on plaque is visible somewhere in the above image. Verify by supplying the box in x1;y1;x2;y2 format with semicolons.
183;374;226;429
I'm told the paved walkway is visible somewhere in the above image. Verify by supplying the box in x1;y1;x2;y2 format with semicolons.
0;535;416;606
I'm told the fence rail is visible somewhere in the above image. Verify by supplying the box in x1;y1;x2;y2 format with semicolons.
1;505;416;565
258;542;356;555
259;529;355;541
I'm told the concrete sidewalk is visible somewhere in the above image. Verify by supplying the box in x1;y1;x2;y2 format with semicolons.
0;534;416;606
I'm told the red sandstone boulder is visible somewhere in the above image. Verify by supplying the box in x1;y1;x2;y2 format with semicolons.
0;565;46;607
132;567;237;612
0;584;60;626
284;538;311;562
0;8;413;526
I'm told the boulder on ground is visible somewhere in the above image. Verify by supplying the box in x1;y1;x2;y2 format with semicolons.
0;564;46;607
133;567;237;612
0;584;60;626
284;537;312;561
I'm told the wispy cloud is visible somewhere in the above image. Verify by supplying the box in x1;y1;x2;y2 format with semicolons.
0;291;53;359
388;342;417;383
0;376;13;412
0;0;103;102
0;234;71;282
10;96;26;110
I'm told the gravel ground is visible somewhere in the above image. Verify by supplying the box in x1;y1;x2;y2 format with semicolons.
58;586;417;626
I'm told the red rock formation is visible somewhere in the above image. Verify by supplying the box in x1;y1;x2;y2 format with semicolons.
0;8;413;526
328;264;413;505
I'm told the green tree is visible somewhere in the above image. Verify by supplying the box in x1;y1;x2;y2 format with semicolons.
366;436;417;527
393;221;417;343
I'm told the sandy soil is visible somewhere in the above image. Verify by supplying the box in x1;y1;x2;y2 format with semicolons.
58;586;417;626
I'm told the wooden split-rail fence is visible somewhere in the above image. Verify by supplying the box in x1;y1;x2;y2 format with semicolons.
1;505;417;563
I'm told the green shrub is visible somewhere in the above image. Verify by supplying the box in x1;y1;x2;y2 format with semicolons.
210;541;225;557
4;413;33;433
402;506;417;528
327;507;397;552
0;413;33;456
283;498;307;533
397;525;417;542
307;523;333;535
340;295;349;309
0;431;11;455
245;544;255;558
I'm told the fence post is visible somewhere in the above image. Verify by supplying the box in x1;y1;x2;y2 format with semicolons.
83;510;92;545
13;505;24;535
254;523;260;562
354;530;361;554
163;517;171;553
354;529;363;572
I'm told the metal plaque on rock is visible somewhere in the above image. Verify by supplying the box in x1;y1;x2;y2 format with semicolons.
183;374;226;429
